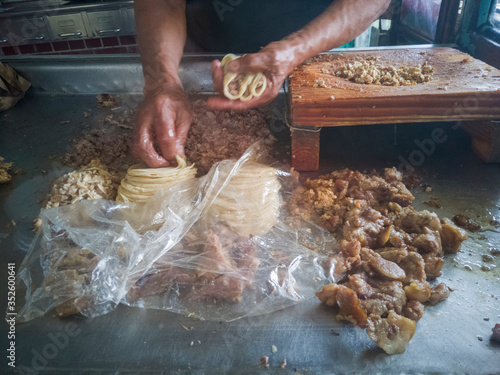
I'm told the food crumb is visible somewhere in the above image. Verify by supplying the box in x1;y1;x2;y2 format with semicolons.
464;265;472;271
480;265;490;272
280;359;287;369
482;254;494;263
484;317;490;321
189;341;194;347
423;185;432;192
272;345;278;353
259;356;269;365
477;336;484;341
490;248;500;256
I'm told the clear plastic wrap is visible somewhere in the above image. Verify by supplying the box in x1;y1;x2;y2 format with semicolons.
16;142;345;322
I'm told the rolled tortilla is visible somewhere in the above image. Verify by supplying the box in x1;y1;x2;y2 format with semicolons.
220;54;267;101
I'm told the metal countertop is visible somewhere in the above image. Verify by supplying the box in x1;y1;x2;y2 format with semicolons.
0;54;499;374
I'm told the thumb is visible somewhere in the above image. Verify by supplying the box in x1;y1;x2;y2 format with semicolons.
228;53;268;73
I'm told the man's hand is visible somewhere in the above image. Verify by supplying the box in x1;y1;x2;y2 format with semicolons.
208;42;294;110
132;85;192;167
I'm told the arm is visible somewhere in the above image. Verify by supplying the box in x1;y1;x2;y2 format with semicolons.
208;0;391;110
133;0;191;167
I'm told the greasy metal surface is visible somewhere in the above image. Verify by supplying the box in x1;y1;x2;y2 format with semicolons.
0;55;499;374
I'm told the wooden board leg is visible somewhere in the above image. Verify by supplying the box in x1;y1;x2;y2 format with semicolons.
461;120;500;162
290;126;321;171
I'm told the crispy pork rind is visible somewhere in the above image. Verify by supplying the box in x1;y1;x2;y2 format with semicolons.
16;142;343;322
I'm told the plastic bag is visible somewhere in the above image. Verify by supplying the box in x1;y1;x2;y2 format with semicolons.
15;142;345;322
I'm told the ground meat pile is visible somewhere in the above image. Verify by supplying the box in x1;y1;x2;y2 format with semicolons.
62;129;134;172
184;100;275;176
288;167;467;354
333;57;435;86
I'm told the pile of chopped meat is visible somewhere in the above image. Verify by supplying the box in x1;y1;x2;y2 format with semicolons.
332;57;435;86
62;129;134;172
288;167;467;354
184;100;275;176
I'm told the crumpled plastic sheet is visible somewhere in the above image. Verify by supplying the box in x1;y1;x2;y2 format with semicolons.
15;142;344;322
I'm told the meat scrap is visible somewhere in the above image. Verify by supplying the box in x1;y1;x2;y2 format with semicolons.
295;168;467;354
366;311;416;355
127;224;261;305
0;156;13;183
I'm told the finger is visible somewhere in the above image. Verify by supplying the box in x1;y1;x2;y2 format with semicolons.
133;110;170;167
174;109;193;157
211;60;224;94
155;105;179;162
228;53;268;73
207;94;270;110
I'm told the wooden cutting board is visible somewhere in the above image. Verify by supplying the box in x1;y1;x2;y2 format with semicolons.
289;47;500;127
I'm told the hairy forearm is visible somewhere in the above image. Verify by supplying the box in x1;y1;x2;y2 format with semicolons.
134;0;187;95
272;0;391;73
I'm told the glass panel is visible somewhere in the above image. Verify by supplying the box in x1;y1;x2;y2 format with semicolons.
492;0;500;29
401;0;443;40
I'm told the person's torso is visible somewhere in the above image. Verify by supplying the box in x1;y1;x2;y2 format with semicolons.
185;0;334;52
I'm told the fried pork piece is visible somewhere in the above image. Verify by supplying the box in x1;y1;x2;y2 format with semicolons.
366;311;416;355
323;239;361;281
127;265;195;303
288;167;414;234
42;248;99;317
440;218;468;253
184;100;275;176
304;167;467;354
189;233;260;303
403;300;425;321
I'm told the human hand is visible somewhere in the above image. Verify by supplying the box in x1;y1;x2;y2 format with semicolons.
208;42;295;110
132;84;192;167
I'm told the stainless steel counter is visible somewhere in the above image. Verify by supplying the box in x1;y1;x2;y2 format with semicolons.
0;54;499;374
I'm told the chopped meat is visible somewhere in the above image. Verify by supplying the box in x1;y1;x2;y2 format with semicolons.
440;218;468;253
422;254;444;279
343;208;388;248
366;311;416;355
491;324;500;343
62;129;134;172
395;208;441;234
427;283;451;306
316;283;368;328
412;228;443;256
195;230;237;282
344;274;407;317
127;266;194;302
293;166;465;354
452;214;481;232
184;100;275;176
334;57;435;86
360;248;406;281
189;274;248;302
402;173;423;190
96;93;118;108
42;160;121;209
323;239;361;282
404;281;431;303
403;300;425;321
